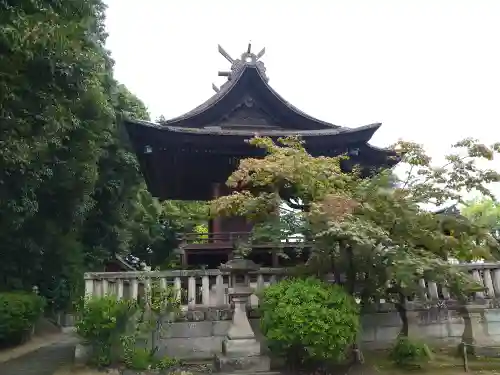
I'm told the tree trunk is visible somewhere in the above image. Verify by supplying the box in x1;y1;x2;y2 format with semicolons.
457;303;474;355
346;246;356;295
331;257;342;285
395;293;408;337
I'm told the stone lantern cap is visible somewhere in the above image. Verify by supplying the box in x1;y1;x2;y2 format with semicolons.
219;256;260;272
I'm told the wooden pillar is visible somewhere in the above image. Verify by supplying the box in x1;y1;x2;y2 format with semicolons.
181;251;187;268
212;183;222;236
272;250;279;267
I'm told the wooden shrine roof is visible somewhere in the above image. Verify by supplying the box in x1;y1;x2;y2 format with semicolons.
123;44;399;201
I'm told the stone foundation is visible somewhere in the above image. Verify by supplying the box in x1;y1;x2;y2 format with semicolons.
152;306;500;360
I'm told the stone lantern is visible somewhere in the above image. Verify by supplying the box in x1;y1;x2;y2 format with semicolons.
215;255;270;372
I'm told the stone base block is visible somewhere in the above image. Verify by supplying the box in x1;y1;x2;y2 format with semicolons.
475;345;500;357
61;326;76;334
74;343;91;364
214;354;271;373
223;338;261;357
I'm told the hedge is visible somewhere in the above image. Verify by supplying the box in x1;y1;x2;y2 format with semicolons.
0;292;46;347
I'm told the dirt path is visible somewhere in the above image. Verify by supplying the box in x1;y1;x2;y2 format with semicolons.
0;334;77;375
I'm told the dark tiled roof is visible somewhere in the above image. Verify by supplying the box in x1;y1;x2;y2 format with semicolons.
127;118;381;137
433;205;460;215
163;64;341;130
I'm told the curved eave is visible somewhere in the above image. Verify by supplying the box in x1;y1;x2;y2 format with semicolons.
124;118;382;146
163;65;341;130
364;143;401;168
123;118;399;201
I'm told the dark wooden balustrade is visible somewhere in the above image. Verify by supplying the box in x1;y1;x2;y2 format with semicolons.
178;231;307;249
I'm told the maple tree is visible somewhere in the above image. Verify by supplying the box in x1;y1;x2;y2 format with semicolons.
462;197;500;242
211;136;500;340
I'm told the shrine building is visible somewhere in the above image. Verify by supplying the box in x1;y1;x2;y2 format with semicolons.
123;44;398;268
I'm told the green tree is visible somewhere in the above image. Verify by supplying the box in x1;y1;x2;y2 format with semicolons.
80;84;151;270
0;1;114;304
0;0;209;311
462;198;500;241
128;196;209;269
211;136;500;343
81;84;210;271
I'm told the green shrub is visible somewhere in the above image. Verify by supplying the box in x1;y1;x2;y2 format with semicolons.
123;347;179;372
260;277;360;367
76;282;181;369
76;295;137;367
0;292;46;347
155;356;180;371
124;347;153;370
389;336;433;369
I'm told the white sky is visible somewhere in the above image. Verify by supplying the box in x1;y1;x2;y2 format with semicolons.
104;0;500;199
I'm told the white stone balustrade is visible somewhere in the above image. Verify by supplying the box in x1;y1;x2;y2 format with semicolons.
84;268;287;309
84;262;500;309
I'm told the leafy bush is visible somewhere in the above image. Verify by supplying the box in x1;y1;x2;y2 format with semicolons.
76;282;181;369
124;347;153;370
0;292;46;347
389;336;433;369
155;356;180;371
260;277;360;367
76;295;137;367
123;346;179;372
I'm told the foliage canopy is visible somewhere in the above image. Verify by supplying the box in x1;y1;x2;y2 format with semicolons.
260;278;360;366
462;198;500;242
0;1;207;310
212;136;500;307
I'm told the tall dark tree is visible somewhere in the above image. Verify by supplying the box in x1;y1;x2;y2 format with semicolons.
80;84;151;270
0;1;166;310
0;1;113;301
0;1;210;310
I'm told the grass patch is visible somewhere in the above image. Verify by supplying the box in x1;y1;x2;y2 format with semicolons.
55;349;500;375
361;347;500;374
53;364;107;375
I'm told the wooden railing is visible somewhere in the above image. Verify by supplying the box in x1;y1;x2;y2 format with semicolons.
84;263;500;309
179;231;306;246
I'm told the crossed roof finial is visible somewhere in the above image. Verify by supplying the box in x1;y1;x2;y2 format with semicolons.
212;43;267;92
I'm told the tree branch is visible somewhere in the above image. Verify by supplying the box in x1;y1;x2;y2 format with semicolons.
283;197;305;211
402;164;414;189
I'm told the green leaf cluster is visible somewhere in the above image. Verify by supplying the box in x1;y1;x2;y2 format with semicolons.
389;336;433;369
76;295;136;367
212;136;500;307
462;198;500;242
0;292;46;347
0;0;208;310
0;0;114;301
76;281;181;369
260;278;359;366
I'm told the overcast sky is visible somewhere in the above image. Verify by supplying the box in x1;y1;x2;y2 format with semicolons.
104;0;500;199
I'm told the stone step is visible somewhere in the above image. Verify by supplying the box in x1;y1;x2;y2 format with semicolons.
215;354;271;373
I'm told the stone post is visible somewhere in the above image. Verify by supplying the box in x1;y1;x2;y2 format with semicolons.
402;301;426;340
443;300;500;357
461;303;493;350
215;256;271;373
406;311;423;339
